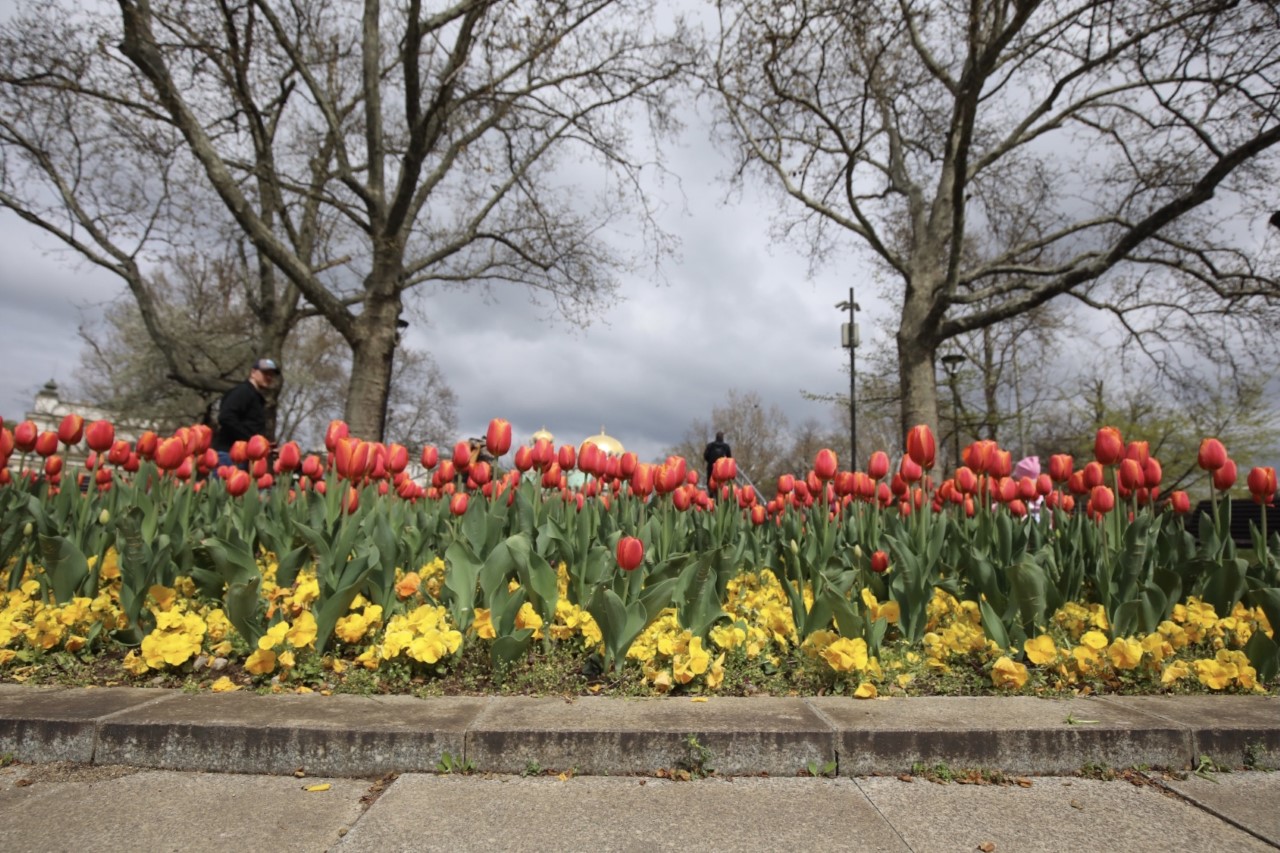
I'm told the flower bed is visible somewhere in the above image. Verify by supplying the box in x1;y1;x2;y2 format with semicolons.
0;416;1276;697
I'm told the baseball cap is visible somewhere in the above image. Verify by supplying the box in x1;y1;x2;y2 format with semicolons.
253;358;281;374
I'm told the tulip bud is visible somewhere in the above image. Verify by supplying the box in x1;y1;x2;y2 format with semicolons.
867;451;889;480
85;420;115;453
615;536;644;571
1094;426;1124;465
870;550;890;573
813;448;838;481
1197;438;1227;472
486;418;513;457
57;414;85;447
905;424;936;470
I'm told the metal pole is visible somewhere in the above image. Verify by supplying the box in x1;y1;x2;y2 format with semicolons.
849;287;857;465
950;376;962;468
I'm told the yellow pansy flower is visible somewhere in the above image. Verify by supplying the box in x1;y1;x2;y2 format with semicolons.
1024;635;1058;665
991;655;1028;690
1107;637;1144;670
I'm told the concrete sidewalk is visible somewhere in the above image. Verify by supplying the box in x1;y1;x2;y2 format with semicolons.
0;685;1275;778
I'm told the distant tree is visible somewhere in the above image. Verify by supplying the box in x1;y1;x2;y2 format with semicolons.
667;389;793;489
75;274;457;449
711;0;1280;438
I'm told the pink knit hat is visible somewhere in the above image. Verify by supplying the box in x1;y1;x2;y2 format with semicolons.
1012;456;1040;480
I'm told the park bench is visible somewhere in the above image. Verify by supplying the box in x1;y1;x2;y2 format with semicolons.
1190;499;1280;548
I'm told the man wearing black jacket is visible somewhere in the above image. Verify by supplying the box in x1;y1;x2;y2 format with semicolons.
212;358;280;468
703;431;731;487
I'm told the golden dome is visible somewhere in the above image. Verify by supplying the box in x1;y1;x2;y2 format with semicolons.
530;426;555;446
581;426;624;456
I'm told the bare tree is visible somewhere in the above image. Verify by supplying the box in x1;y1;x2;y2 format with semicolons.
0;0;696;440
711;0;1280;437
668;388;793;489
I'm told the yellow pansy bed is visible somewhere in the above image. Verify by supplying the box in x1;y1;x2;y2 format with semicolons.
0;550;1272;698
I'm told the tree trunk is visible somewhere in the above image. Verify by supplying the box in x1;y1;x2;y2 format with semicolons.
343;267;403;440
897;276;941;441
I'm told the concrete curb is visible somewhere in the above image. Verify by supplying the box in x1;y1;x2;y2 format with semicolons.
0;685;1275;777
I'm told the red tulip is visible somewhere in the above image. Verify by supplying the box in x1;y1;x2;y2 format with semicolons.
485;418;513;456
955;466;978;494
453;440;472;471
579;442;604;477
531;438;554;470
558;444;577;472
1141;457;1162;490
513;445;533;472
750;505;766;525
1246;466;1275;503
470;461;492;487
135;431;158;459
1169;490;1191;514
1212;459;1237;491
302;454;325;479
1125;440;1149;466
1017;476;1037;501
1082;461;1104;489
899;454;923;484
1197;438;1228;471
200;448;218;472
712;456;737;483
343;486;360;514
867;451;889;480
616;536;644;571
813;448;838;481
870;550;890;573
272;441;300;473
905;424;936;470
324;420;349;453
672;484;693;511
0;428;14;459
420;445;439;469
1090;485;1115;514
449;493;469;516
386;443;409;474
107;439;131;466
226;468;251;497
776;474;795;495
630;463;655;497
1118;458;1145;491
191;424;213;454
34;431;58;457
1094;426;1124;465
257;474;274;490
155;436;187;470
963;440;996;475
619;452;638;478
44;455;64;477
990;449;1012;478
541;462;562;490
95;465;113;488
13;421;38;453
251;457;269;478
1048;454;1073;483
57;414;84;447
245;434;270;461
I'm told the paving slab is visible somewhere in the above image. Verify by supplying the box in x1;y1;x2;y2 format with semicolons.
0;766;369;852
854;774;1277;853
465;696;833;776
1154;770;1280;846
336;774;910;852
0;685;173;764
809;695;1192;776
94;692;490;776
1098;694;1280;770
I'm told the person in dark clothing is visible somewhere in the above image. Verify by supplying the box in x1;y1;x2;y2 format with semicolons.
703;430;731;487
212;358;280;468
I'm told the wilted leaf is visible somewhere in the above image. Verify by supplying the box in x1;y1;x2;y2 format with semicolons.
304;783;331;792
978;843;996;852
1016;777;1033;788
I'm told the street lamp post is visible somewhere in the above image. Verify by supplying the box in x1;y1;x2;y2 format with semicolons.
836;289;861;465
941;352;966;469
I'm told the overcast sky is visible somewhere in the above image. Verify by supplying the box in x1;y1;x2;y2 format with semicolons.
0;107;878;464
